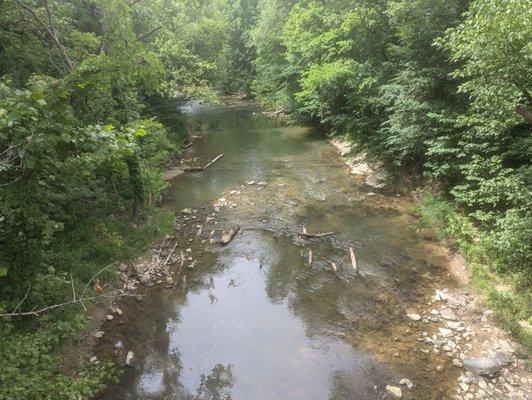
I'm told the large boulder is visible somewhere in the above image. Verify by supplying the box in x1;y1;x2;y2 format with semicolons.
464;356;509;376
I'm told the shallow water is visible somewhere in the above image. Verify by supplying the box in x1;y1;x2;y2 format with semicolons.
99;101;453;399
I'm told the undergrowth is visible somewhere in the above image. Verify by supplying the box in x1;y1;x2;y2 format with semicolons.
0;207;174;400
415;196;532;351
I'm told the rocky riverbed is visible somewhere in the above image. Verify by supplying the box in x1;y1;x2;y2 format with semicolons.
90;101;530;400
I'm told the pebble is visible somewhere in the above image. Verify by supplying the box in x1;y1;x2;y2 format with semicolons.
106;314;114;321
125;351;134;366
440;308;458;321
439;328;453;338
399;378;414;389
385;385;402;398
407;313;421;321
94;331;105;339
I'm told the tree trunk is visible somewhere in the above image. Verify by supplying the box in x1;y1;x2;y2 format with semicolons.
125;155;144;222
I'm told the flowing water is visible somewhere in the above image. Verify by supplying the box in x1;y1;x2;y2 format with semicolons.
98;101;457;399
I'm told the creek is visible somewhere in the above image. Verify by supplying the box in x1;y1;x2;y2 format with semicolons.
98;100;457;399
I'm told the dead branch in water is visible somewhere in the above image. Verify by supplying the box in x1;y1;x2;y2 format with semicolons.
183;154;223;172
298;231;335;239
180;135;202;149
308;250;313;265
349;247;358;273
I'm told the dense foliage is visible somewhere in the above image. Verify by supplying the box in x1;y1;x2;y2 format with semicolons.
1;0;530;396
0;0;233;397
247;0;531;337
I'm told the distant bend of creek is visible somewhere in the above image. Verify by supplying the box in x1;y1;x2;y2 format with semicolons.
97;100;460;400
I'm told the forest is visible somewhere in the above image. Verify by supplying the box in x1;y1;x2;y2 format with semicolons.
0;0;530;398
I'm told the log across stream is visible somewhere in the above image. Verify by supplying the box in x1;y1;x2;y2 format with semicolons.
97;100;469;400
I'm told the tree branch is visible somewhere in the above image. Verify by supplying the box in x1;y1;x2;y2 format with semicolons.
138;26;162;41
13;0;74;71
0;292;141;318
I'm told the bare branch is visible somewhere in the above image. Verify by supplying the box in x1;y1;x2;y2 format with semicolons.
164;240;179;266
138;26;162;41
14;286;31;313
13;0;74;71
0;292;141;318
81;262;117;298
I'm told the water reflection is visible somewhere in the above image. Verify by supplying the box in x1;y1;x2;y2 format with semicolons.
98;102;450;400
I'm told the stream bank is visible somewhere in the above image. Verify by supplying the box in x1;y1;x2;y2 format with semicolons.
92;100;530;400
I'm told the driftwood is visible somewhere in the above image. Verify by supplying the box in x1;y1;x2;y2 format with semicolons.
298;231;335;239
349;247;358;273
308;250;313;265
183;154;223;172
220;226;240;245
164;240;179;266
180;135;202;149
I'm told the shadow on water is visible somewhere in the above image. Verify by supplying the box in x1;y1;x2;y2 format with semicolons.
97;101;456;400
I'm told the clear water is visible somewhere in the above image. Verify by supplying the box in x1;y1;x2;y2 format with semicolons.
98;101;455;400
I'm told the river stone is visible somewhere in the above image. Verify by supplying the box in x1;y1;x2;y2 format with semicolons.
386;385;402;398
494;351;513;365
399;378;414;389
94;331;105;339
125;351;134;366
407;313;421;321
464;357;503;376
439;328;453;338
440;308;457;321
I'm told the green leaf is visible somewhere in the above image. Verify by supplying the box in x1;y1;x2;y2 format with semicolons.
134;128;147;137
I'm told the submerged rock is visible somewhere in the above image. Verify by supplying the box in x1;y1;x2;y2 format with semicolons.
399;378;414;389
385;385;402;398
125;351;134;366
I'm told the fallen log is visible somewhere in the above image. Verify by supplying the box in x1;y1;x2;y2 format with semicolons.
183;154;223;172
220;226;240;245
349;247;358;273
298;231;335;239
